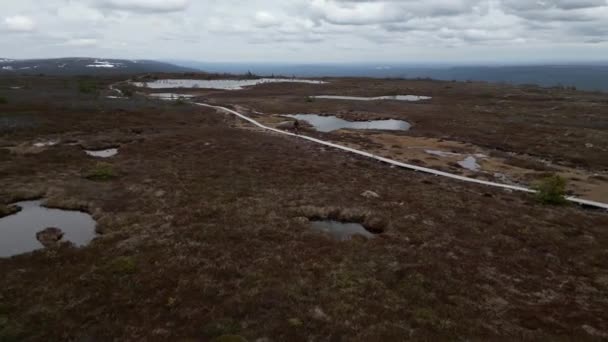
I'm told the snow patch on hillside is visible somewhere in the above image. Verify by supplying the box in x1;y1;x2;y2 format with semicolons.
86;60;122;68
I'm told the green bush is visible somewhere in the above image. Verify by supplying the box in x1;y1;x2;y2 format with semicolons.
533;175;567;205
108;256;137;275
85;162;117;181
0;96;7;104
305;96;315;103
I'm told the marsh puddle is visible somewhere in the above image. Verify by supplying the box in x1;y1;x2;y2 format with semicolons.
0;200;97;258
33;140;59;148
311;220;376;241
149;93;195;100
134;79;326;90
285;114;410;133
458;156;481;172
314;95;431;102
85;148;118;158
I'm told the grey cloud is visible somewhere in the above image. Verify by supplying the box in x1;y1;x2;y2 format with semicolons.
0;0;607;63
94;0;191;13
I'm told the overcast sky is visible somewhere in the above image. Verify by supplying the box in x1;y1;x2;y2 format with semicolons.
1;0;608;63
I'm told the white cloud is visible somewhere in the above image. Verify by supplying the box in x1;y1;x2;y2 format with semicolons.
254;11;281;28
4;15;36;32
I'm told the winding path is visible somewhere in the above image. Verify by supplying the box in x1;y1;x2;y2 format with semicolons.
194;102;608;211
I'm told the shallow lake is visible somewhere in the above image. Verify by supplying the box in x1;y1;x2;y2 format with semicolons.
314;95;431;102
133;78;326;90
0;200;97;258
285;114;411;133
310;220;376;241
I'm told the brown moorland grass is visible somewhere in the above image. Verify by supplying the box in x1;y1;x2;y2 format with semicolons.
0;75;607;341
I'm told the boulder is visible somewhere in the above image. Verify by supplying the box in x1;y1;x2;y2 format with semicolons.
363;215;388;233
361;190;380;199
36;227;65;248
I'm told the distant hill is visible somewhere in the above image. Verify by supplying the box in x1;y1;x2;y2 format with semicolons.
170;61;608;92
0;57;196;75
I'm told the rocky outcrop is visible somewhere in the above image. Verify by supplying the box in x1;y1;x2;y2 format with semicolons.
276;120;298;130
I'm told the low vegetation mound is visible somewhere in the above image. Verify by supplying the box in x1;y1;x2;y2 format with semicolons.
534;175;567;205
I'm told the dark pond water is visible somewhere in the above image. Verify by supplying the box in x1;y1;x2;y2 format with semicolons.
285;114;411;133
0;200;97;258
310;220;376;241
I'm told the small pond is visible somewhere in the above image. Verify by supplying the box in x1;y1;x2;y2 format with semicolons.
314;95;431;102
458;156;481;172
85;148;118;158
33;140;59;148
310;220;376;241
0;200;97;258
149;93;195;100
133;78;326;90
285;114;410;133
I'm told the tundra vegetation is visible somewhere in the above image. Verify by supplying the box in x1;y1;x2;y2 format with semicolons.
0;74;606;341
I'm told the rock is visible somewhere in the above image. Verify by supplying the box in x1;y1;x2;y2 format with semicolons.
311;306;330;321
36;227;65;248
152;328;170;337
361;190;380;199
154;190;166;198
276;121;297;130
585;143;594;148
364;215;388;233
293;216;309;225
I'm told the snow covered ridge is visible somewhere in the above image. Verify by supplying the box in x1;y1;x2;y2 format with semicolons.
0;58;15;63
1;66;14;71
86;60;123;68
